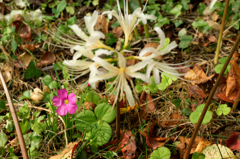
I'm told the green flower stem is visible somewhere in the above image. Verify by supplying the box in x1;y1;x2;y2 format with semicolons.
128;1;139;38
214;0;230;64
101;43;114;51
105;56;141;62
137;0;150;38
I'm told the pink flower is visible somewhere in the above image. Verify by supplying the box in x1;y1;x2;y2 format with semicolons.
52;89;78;116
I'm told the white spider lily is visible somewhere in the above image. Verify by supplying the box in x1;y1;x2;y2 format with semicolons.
102;0;156;47
139;27;178;59
209;0;217;10
146;60;190;84
63;46;113;79
46;11;108;51
89;53;151;107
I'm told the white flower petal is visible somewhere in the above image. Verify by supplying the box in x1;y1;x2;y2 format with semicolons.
139;47;157;57
126;59;150;73
85;10;98;34
127;72;151;83
73;52;82;61
153;67;160;84
69;24;88;40
95;49;113;56
209;0;217;10
118;53;126;68
154;41;178;57
146;61;155;78
154;27;165;49
92;56;118;72
123;78;135;107
89;72;118;84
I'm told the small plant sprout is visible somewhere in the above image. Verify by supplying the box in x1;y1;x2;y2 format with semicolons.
216;104;231;116
52;89;78;116
190;104;213;125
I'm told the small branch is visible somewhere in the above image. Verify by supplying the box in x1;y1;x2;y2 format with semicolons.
214;0;230;64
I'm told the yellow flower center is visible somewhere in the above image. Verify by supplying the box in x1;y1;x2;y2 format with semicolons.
64;100;69;104
120;67;125;72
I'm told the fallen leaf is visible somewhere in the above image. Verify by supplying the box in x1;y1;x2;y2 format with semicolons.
161;113;184;128
37;51;56;68
49;142;78;159
112;27;123;38
1;63;14;85
18;23;32;41
124;53;138;67
202;144;235;159
31;88;43;103
184;65;215;85
189;85;206;100
198;33;217;47
96;15;108;34
139;91;155;114
177;136;205;158
120;130;137;159
104;129;123;152
83;102;96;110
195;140;211;153
19;44;40;52
226;132;240;152
17;52;32;68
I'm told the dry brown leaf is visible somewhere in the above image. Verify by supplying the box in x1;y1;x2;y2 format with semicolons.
184;65;215;85
177;136;205;158
139;91;155;114
189;85;206;99
31;88;43;103
19;24;32;41
195;140;212;153
49;142;78;159
18;52;32;68
112;27;123;38
37;51;56;68
1;63;14;84
19;44;40;51
161;113;184;128
96;15;108;34
206;19;221;30
43;85;50;93
83;102;96;110
211;11;219;22
120;130;137;159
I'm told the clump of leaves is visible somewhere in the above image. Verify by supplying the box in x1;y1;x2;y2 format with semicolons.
216;104;231;116
178;28;192;49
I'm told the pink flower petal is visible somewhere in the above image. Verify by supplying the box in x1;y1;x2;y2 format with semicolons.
56;106;67;116
67;104;78;114
68;93;76;104
57;89;68;99
52;96;62;106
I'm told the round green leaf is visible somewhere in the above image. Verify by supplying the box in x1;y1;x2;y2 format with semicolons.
94;103;116;123
75;110;97;132
93;122;112;146
150;147;171;159
190;110;213;124
192;152;205;159
135;85;143;94
216;104;231;116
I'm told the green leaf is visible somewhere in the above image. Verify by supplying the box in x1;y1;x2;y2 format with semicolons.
6;120;14;132
214;57;231;74
42;75;58;89
20;120;30;134
31;120;46;134
150;147;171;159
161;1;173;13
135;85;143;94
24;61;42;79
86;92;102;105
76;149;87;159
11;39;17;52
192;152;205;159
157;72;177;91
105;33;117;46
180;0;190;11
19;90;32;101
179;35;192;49
66;6;75;15
210;1;222;12
197;3;206;15
93;122;112;146
0;131;7;147
173;99;181;108
56;24;68;36
31;136;42;150
0;147;5;157
190;104;213;124
181;108;191;116
154;15;170;27
111;21;120;28
178;28;187;38
67;16;77;25
148;76;158;93
92;0;99;6
173;20;183;27
216;104;231;116
94;103;116;123
192;18;213;34
55;0;67;17
0;100;6;111
170;4;182;18
18;102;30;119
75;110;97;132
